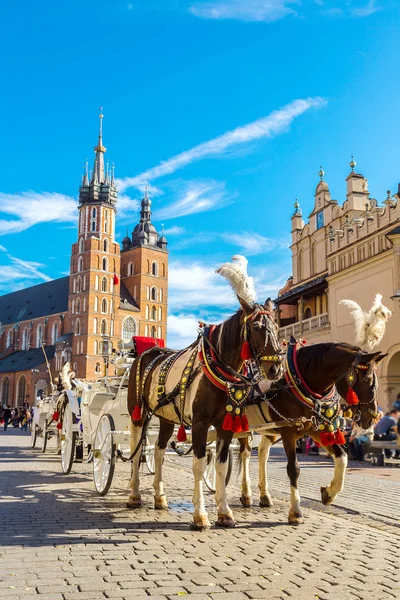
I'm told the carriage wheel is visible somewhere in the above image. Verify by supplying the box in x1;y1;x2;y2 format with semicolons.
144;435;156;474
203;447;233;493
41;424;48;453
30;423;38;449
93;414;116;496
61;404;77;475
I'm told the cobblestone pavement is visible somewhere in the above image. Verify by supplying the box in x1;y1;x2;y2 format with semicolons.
1;430;399;600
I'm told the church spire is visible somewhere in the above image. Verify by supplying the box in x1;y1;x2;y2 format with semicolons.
91;108;106;184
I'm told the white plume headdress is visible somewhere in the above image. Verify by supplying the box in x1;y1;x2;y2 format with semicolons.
216;255;257;305
340;293;391;351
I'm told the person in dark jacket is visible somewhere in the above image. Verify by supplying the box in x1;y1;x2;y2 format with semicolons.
3;406;11;431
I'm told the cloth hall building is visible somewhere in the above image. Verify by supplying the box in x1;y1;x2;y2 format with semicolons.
275;160;400;412
0;115;169;407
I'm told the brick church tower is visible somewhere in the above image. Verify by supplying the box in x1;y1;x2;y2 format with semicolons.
65;111;121;378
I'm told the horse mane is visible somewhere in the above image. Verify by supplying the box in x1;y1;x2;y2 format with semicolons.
215;303;266;357
297;341;360;372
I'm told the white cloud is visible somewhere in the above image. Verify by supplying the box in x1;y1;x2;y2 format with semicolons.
0;244;6;252
117;97;326;192
0;254;51;294
167;313;201;348
116;194;140;219
351;0;380;17
221;231;289;256
163;225;186;236
154;180;234;221
0;191;77;235
190;0;298;22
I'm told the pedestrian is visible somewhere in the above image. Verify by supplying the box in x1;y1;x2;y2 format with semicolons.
3;405;11;431
20;407;28;431
374;408;400;458
347;421;374;461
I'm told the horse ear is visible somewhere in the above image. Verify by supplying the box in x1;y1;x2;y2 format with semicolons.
358;351;385;366
238;296;254;315
374;353;388;364
264;298;274;312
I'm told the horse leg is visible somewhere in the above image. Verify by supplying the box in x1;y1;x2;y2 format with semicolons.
215;432;235;526
318;442;348;506
238;437;253;508
282;430;303;525
127;423;144;508
258;435;275;508
153;420;175;510
191;420;212;530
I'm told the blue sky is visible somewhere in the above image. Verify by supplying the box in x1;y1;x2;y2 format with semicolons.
0;0;400;346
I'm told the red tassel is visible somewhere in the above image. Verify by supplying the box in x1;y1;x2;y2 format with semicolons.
222;412;233;431
52;411;59;421
232;415;243;433
241;341;252;361
334;430;346;445
56;422;62;430
241;413;249;432
131;405;142;421
320;431;335;446
113;273;119;285
177;425;187;442
346;387;359;405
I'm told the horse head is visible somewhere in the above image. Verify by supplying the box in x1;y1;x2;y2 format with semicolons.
238;297;283;381
336;351;387;428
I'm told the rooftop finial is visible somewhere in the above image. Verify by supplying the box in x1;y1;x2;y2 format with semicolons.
111;162;115;185
82;159;89;186
318;166;324;181
161;223;165;235
145;183;148;198
293;199;302;216
350;155;356;172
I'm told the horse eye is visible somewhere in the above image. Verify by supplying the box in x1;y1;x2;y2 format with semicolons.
252;322;262;330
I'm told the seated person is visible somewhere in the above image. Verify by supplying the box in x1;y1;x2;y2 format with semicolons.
374;408;400;458
346;422;374;461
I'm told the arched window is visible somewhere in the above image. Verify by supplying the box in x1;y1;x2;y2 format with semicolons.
122;317;137;343
151;326;156;338
151;306;157;321
101;277;107;292
95;275;99;290
2;377;9;404
145;305;149;319
78;256;83;272
6;329;11;348
36;325;43;348
22;328;29;350
17;376;26;405
76;276;82;293
93;318;98;334
104;211;109;233
151;286;157;301
101;298;107;313
94;340;98;354
304;307;312;319
159;288;163;302
79;238;84;253
95;362;101;374
91;207;96;232
101;319;107;335
76;298;81;314
103;238;108;252
128;262;134;276
75;319;80;336
51;322;58;344
152;261;158;276
102;257;107;271
71;299;75;314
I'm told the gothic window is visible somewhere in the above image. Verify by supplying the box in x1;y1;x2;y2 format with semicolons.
2;377;9;404
103;238;108;252
76;298;81;314
51;322;58;344
6;329;11;348
22;328;29;350
101;298;107;314
75;319;80;336
71;299;75;314
79;238;84;253
145;305;149;319
101;319;107;335
304;307;312;319
104;211;109;234
78;256;83;272
152;261;158;276
150;326;156;338
93;318;98;334
151;286;157;301
122;317;137;342
128;262;133;276
101;277;107;292
95;275;99;290
76;277;82;293
17;376;26;405
36;325;43;348
91;208;96;232
102;257;108;272
159;288;163;302
95;362;101;374
151;306;157;321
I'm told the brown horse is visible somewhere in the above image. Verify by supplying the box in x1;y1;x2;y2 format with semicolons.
238;341;385;524
126;298;283;529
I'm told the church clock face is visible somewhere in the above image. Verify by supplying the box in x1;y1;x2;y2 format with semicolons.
316;210;324;230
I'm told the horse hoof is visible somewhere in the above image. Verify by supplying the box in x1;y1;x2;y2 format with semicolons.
259;495;274;508
321;486;332;506
215;514;236;528
126;497;142;509
190;515;211;531
240;495;252;508
288;512;304;526
154;496;168;510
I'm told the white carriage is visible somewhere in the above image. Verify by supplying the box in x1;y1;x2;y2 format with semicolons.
30;392;60;453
